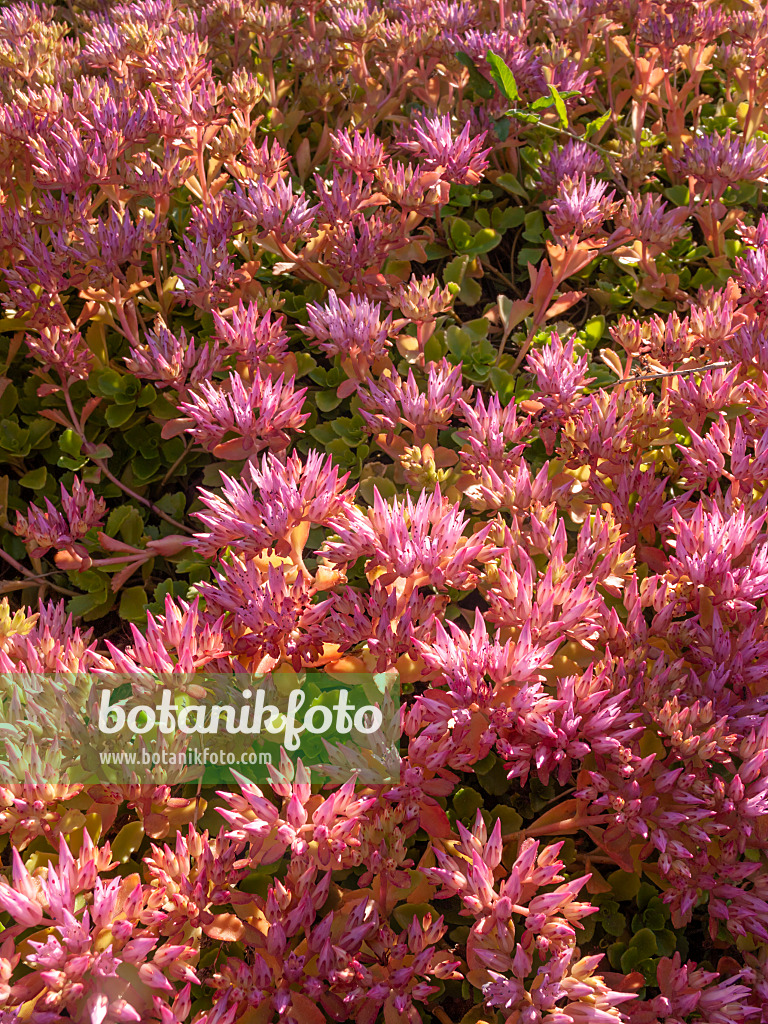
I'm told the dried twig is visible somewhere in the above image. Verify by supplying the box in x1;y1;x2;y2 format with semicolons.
603;360;730;388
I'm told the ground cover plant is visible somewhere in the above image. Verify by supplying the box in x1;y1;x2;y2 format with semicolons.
2;0;768;1020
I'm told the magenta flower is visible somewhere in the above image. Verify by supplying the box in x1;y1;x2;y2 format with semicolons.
397;111;491;185
672;129;768;197
212;302;290;368
421;822;631;1021
469;458;555;517
15;477;106;558
194;449;357;557
669;366;750;433
179;370;308;457
303;288;392;367
322;485;494;589
539;139;605;194
327;580;437;670
689;282;745;350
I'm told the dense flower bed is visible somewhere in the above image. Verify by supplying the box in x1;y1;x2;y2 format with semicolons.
1;0;768;1021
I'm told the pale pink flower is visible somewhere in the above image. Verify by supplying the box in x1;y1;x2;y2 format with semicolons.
539;139;605;194
616;192;690;254
125;321;223;392
388;273;454;322
329;127;386;181
106;595;228;674
358;359;469;440
25;325;93;381
546;174;620;242
212;302;290;368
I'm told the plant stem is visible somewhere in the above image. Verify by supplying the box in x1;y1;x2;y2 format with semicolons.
160;437;195;488
90;457;193;534
0;547;79;596
61;384;193;534
510;324;536;373
503;813;614;841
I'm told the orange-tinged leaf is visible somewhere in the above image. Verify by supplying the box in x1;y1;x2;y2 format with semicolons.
524;798;579;833
466;970;494;996
404;868;436;905
419;799;453;838
584;859;613;894
143;812;169;839
235;1004;275;1024
325;655;367;677
337;376;358;399
290;992;328;1024
434;446;459;469
204;913;245;943
161;417;193;440
520;399;544;414
546;290;585;319
395;653;425;685
500;298;534;330
375;432;408;457
637;546;668;573
212;437;255;460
